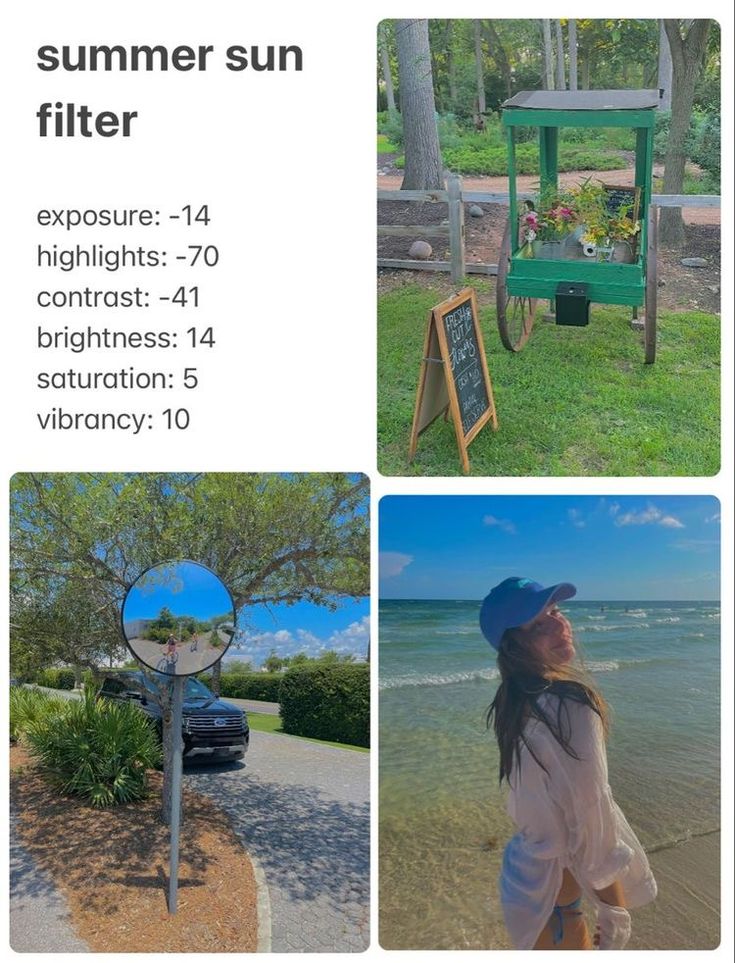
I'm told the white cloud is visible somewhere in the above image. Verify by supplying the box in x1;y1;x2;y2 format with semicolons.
483;514;516;534
227;615;370;666
568;508;586;529
608;502;621;517
380;551;413;578
615;504;685;529
705;513;721;524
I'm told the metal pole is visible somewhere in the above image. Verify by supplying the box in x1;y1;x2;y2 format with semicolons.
168;674;185;914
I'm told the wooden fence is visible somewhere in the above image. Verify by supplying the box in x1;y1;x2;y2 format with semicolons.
378;173;721;285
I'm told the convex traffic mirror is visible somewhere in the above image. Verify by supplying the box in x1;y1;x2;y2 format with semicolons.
121;560;236;676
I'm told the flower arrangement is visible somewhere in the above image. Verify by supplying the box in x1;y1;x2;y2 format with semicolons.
518;181;641;261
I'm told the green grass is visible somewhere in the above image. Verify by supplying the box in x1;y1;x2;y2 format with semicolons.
247;712;369;753
378;133;399;154
378;280;719;476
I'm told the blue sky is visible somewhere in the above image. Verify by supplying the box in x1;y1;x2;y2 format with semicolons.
123;561;234;621
379;496;720;601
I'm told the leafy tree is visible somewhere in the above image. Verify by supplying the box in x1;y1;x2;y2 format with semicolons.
10;472;369;820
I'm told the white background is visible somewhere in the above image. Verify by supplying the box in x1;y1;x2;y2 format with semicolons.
1;1;732;961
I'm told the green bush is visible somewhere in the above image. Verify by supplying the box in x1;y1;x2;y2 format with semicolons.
25;690;161;807
400;142;625;177
36;668;76;690
279;663;369;747
217;672;283;702
10;686;67;742
690;112;720;179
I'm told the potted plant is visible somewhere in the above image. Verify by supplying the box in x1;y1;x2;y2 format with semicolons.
535;185;578;259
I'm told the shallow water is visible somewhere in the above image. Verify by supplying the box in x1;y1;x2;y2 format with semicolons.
379;599;720;949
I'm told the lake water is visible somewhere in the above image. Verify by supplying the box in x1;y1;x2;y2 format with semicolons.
379;598;720;949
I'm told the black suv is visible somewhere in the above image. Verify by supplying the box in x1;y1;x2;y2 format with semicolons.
98;670;249;763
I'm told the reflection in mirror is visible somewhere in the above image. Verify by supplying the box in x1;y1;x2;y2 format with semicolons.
121;560;235;677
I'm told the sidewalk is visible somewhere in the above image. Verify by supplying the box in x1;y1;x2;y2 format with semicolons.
9;808;88;952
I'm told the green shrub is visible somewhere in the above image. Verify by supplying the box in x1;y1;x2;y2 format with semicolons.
25;690;161;807
421;142;625;177
690;112;720;179
10;686;67;742
36;668;76;690
217;672;283;702
279;663;369;747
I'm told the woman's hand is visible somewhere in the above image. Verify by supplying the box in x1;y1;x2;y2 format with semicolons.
594;903;631;950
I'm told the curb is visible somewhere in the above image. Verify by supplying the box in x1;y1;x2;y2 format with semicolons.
250;852;273;952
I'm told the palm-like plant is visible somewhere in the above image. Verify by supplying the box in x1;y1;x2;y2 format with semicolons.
10;686;66;743
25;690;161;807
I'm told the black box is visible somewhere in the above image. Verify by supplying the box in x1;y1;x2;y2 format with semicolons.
555;282;590;326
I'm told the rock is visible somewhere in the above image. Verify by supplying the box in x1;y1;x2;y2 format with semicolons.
680;257;709;268
409;240;433;260
469;204;484;218
708;285;720;294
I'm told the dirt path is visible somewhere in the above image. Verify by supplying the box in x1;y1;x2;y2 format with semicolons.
378;168;720;226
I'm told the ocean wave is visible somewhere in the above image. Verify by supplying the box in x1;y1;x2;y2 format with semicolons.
577;623;648;632
587;615;607;621
380;667;499;690
654;616;680;623
622;610;648;618
587;660;620;672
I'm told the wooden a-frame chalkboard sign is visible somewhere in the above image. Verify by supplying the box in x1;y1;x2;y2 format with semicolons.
408;288;498;474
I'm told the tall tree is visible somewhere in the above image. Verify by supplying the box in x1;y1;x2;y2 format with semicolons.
660;20;712;246
483;20;513;100
542;20;554;90
378;21;397;115
473;20;486;127
445;20;458;109
395;19;444;190
657;20;673;111
555;20;566;91
568;20;578;91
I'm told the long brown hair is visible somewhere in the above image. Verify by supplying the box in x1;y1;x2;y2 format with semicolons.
486;625;609;784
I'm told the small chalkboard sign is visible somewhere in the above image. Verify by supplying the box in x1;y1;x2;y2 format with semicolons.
409;288;498;473
603;184;641;220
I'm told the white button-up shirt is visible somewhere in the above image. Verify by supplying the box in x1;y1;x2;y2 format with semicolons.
500;693;657;949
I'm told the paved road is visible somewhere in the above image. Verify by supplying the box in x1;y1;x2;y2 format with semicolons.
186;730;370;952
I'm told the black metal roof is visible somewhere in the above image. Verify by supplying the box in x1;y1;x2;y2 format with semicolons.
502;89;661;111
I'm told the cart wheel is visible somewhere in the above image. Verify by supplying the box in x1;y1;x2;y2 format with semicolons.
644;204;658;364
496;216;537;351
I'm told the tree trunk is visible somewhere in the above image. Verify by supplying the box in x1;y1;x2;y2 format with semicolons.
445;20;458;109
379;23;397;114
657;20;673;111
395;19;444;190
581;53;590;90
473;20;486;126
484;20;513;100
542;20;554;90
660;20;711;247
555;20;565;91
568;20;578;91
211;656;222;695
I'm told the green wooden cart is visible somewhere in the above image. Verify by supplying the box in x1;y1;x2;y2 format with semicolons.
497;89;660;363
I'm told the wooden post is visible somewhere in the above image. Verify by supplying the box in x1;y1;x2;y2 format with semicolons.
447;173;465;286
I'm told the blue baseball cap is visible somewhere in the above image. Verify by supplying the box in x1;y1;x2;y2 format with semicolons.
479;577;577;651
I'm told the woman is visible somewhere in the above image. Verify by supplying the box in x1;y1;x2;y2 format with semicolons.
480;577;656;950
